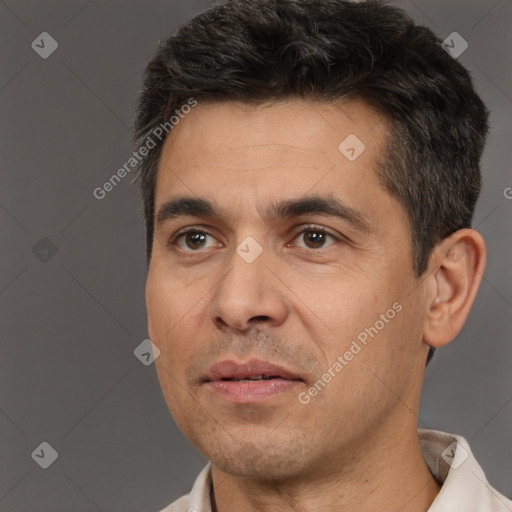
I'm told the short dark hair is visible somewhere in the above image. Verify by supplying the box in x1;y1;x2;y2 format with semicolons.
133;0;489;353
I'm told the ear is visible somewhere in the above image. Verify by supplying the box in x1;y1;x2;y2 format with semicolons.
423;229;486;348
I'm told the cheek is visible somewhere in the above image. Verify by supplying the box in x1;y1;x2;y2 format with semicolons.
147;271;204;420
146;269;198;363
291;270;383;346
349;289;426;399
304;269;415;375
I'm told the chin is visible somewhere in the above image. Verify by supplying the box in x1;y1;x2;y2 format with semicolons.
206;440;309;481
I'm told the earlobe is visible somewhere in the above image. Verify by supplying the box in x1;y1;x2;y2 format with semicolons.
423;229;486;348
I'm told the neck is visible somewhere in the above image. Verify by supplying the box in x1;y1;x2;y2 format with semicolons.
210;422;441;512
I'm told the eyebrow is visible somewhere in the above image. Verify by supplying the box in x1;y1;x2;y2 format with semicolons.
155;195;373;233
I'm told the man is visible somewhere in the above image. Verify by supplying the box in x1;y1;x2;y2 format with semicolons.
133;0;511;510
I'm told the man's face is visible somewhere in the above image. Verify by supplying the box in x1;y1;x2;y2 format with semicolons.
146;99;431;479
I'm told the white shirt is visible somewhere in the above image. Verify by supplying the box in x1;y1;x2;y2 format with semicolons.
159;429;512;512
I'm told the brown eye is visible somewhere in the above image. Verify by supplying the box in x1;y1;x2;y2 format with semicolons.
302;230;328;248
293;227;338;249
174;230;218;251
185;232;207;249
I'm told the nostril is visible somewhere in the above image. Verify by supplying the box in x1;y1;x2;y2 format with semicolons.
249;315;271;323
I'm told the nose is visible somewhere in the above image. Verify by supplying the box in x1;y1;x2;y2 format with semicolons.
210;243;289;332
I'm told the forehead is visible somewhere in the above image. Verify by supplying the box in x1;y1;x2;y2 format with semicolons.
158;98;386;168
154;98;393;224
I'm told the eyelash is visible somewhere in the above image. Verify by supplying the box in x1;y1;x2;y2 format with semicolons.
170;224;344;253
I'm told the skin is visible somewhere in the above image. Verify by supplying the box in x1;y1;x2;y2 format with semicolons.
145;98;486;512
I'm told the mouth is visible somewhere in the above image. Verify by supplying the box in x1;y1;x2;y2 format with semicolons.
204;359;304;403
205;358;303;382
220;375;280;382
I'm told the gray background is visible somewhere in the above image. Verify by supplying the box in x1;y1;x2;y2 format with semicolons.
0;0;510;510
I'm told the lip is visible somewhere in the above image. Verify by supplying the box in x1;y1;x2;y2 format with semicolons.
204;359;304;404
205;359;302;381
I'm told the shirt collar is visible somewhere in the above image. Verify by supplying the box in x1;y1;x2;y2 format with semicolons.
419;428;512;511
